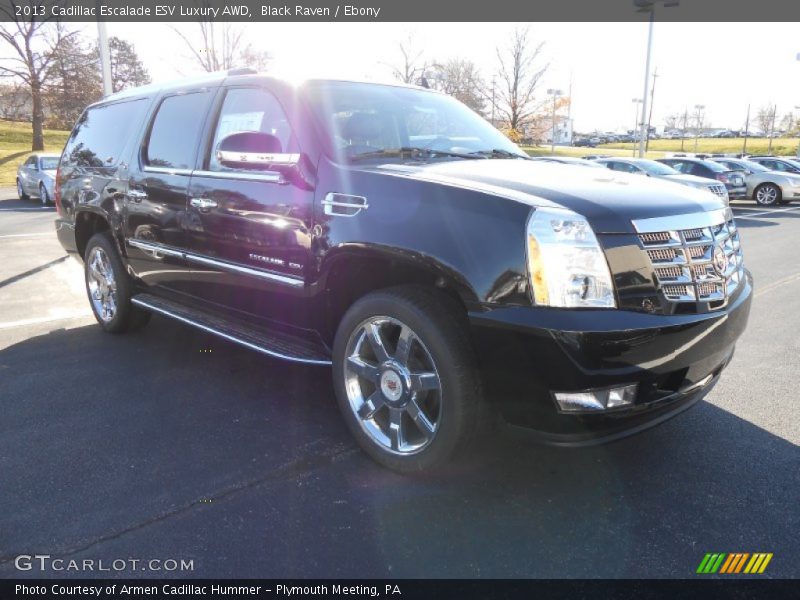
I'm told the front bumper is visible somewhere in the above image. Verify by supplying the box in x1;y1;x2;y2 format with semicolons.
468;272;752;444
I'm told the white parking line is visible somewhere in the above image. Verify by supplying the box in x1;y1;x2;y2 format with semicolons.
0;312;92;330
731;205;800;218
0;232;53;239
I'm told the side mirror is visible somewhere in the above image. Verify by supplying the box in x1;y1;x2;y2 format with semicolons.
215;132;315;189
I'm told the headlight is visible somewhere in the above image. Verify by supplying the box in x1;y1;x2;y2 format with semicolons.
526;207;616;308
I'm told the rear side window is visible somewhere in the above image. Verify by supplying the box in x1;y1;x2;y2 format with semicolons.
146;92;212;169
62;99;148;168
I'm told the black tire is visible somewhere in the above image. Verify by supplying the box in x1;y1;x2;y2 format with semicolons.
16;179;28;201
332;285;482;473
84;232;151;333
754;183;781;206
39;184;50;206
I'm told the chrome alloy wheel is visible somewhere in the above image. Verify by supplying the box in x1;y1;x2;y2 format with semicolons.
16;179;24;199
343;316;442;455
86;246;118;323
756;185;778;205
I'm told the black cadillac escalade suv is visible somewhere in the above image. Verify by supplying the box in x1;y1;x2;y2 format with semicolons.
54;70;752;472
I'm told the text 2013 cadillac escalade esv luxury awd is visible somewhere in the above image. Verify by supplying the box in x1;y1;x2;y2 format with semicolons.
54;70;752;472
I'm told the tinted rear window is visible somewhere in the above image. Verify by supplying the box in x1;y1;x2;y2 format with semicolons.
146;92;211;169
700;160;726;173
62;99;148;168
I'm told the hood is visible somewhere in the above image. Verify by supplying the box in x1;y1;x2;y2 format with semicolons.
661;173;717;187
367;160;724;233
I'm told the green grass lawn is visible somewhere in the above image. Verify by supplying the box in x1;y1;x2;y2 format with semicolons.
0;120;70;187
524;137;800;160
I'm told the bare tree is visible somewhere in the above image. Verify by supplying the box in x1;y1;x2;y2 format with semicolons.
691;105;707;135
173;21;270;73
755;105;777;135
387;33;431;85
0;1;78;150
663;113;680;131
428;59;486;114
492;27;549;134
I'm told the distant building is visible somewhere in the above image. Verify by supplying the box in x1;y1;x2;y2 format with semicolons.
543;118;574;145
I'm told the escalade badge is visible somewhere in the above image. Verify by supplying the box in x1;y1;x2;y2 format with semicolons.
713;245;727;276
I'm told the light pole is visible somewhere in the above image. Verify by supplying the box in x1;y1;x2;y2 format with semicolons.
634;0;679;157
97;21;112;96
693;104;705;153
632;98;643;156
547;88;562;155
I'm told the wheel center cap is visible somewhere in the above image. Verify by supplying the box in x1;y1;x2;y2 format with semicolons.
380;369;405;403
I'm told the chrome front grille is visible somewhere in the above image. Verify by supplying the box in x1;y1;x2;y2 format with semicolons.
633;208;745;309
708;184;727;197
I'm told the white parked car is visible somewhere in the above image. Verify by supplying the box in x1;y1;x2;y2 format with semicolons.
16;153;60;206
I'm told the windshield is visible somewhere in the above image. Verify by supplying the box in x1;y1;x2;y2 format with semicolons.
39;157;59;170
636;160;679;176
304;81;527;161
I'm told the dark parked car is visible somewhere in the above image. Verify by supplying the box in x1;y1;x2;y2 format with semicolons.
54;71;752;472
573;138;596;147
657;157;748;200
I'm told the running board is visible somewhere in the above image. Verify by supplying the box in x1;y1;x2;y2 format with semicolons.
131;293;332;366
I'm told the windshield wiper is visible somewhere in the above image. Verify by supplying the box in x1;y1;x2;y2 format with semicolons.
469;149;530;159
348;147;484;162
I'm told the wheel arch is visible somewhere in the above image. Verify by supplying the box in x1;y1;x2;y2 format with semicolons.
315;245;478;345
74;209;116;260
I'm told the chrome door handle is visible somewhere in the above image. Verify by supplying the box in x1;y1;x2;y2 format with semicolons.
190;198;218;210
322;193;368;216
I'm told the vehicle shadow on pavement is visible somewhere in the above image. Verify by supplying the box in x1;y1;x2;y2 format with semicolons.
0;318;797;579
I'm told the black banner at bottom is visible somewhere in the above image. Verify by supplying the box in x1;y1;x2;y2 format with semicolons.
2;579;799;600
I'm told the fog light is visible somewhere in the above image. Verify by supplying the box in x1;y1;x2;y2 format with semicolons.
553;384;638;413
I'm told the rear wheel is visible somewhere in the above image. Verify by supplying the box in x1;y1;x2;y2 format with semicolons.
16;179;28;201
332;286;482;473
754;183;781;206
84;232;151;333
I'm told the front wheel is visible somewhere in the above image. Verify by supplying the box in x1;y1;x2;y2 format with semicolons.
84;232;151;333
754;183;781;206
332;286;482;473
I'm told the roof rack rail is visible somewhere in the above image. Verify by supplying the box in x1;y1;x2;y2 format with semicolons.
227;67;258;76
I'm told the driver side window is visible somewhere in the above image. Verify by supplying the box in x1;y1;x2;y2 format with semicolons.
209;88;297;172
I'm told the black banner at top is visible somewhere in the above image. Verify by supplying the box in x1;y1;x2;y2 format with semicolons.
1;0;800;22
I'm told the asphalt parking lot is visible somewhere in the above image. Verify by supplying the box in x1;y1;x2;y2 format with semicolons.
0;187;797;579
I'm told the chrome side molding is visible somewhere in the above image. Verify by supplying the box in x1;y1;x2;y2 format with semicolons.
126;239;304;288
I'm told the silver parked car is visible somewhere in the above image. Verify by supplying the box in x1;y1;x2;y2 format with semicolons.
594;157;730;205
16;153;60;206
711;157;800;206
